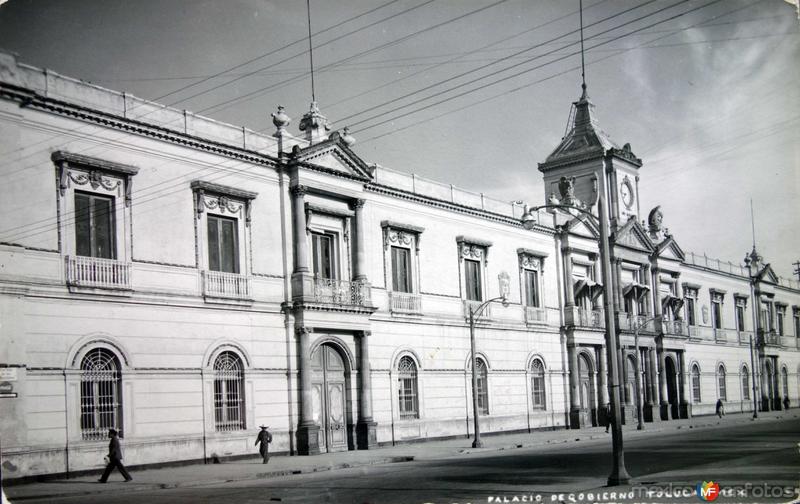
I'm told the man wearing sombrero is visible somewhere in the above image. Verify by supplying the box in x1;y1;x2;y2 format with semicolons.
255;425;272;464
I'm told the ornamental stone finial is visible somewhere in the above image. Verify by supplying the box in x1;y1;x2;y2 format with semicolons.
271;105;291;137
341;126;356;147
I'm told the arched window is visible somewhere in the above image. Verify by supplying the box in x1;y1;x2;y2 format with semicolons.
80;348;122;440
717;365;727;401
476;358;489;415
397;356;419;419
741;365;750;401
691;364;701;403
530;359;546;410
625;355;637;405
214;351;245;431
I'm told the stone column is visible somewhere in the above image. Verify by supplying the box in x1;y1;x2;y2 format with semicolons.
760;355;769;411
678;351;690;418
651;267;662;319
356;330;377;449
645;347;659;422
563;247;575;306
568;343;581;428
658;349;670;420
351;199;367;282
598;344;609;426
296;326;320;455
291;185;309;274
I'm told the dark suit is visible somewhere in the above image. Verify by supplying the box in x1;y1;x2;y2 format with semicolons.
99;435;132;482
255;429;272;464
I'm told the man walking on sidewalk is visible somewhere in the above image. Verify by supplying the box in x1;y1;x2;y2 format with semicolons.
98;429;132;483
255;426;273;464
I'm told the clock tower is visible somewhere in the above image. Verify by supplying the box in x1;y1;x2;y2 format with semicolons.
538;85;642;230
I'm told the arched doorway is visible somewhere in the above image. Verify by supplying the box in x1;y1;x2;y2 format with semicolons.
665;356;679;419
578;353;596;426
310;344;350;453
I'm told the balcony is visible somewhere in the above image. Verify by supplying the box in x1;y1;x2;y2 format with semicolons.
202;270;252;300
66;255;132;290
525;306;548;324
463;299;492;321
713;328;727;342
618;313;656;333
661;319;687;337
737;331;754;346
389;291;422;314
313;277;371;307
762;331;780;347
565;307;604;329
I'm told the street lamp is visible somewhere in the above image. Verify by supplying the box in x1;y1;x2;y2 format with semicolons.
522;195;631;486
469;271;511;448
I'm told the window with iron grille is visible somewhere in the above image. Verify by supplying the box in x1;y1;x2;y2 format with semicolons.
741;366;750;400
476;358;489;415
397;356;419;419
530;359;546;410
691;365;701;403
213;351;245;431
717;365;727;401
80;348;122;440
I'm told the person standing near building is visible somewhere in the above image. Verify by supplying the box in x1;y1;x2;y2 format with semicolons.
605;403;612;433
715;399;725;418
255;426;272;464
98;429;132;483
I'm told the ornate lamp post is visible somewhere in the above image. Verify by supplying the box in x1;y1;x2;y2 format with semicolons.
469;271;511;448
522;194;631;486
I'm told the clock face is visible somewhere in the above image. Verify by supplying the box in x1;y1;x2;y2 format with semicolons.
620;180;634;209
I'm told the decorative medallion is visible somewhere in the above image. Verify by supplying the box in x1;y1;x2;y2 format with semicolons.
204;195;242;214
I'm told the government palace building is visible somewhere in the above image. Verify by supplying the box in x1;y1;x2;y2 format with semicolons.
0;49;798;480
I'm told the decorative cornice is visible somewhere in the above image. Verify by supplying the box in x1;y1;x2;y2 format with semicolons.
51;151;140;176
290;184;308;198
456;236;493;248
516;248;549;258
1;84;279;170
306;202;354;218
380;220;425;234
364;183;555;235
189;180;257;200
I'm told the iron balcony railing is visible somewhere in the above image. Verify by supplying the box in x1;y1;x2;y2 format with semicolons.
565;306;604;329
66;255;132;290
313;277;371;307
661;319;687;337
389;291;423;314
202;270;252;300
762;331;780;346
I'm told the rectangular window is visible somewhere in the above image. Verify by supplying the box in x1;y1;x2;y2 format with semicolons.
711;295;723;329
531;375;546;409
685;297;696;326
312;232;338;279
777;310;785;336
794;313;799;337
75;192;116;259
736;305;745;332
465;259;482;302
391;246;412;293
524;269;539;307
208;215;239;273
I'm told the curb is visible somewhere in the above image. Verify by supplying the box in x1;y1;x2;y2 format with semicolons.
5;455;415;502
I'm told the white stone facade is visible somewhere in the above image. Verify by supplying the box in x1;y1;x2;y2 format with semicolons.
0;51;797;479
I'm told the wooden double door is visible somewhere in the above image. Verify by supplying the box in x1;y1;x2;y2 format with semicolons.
310;344;348;453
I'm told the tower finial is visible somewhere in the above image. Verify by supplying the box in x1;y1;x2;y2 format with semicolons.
306;0;316;103
579;0;587;94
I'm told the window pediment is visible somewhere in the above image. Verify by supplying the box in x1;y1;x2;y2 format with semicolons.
53;151;139;206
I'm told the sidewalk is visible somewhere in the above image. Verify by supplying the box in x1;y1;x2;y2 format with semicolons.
4;410;796;502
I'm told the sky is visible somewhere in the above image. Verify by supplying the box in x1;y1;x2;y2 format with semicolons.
0;0;797;278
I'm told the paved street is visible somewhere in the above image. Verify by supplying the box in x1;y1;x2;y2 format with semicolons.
7;413;798;504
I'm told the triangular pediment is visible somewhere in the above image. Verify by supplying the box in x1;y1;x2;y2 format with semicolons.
612;219;654;253
757;263;779;284
563;212;600;239
290;133;374;181
656;235;686;262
